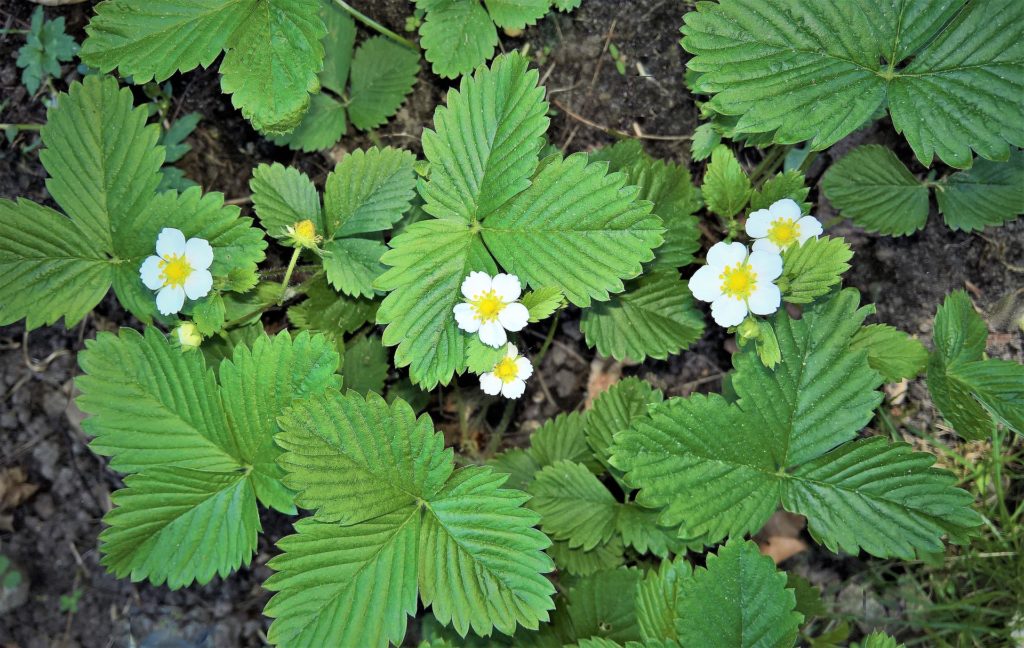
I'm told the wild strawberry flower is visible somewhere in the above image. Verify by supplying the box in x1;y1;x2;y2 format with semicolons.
745;198;823;254
479;344;533;399
139;228;214;316
454;272;529;348
688;241;782;328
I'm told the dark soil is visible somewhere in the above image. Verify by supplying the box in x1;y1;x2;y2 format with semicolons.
1;0;1021;646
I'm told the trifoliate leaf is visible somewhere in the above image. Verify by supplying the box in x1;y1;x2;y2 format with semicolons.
682;0;1024;168
580;271;704;362
547;537;625;578
342;333;389;396
936;149;1024;232
277;391;452;524
484;0;549;29
288;276;377;337
850;324;928;382
16;7;78;95
615;504;686;558
749;170;810;213
702;145;751;219
522;287;565;322
675;539;801;648
779;236;853;305
250;163;324;241
192;293;226;336
690;122;720;162
100;466;259;589
270;91;347;152
586;377;663;467
322;237;388;298
218;0;326;134
348;37;420;130
529;460;619;551
821;145;930;236
419;0;499;79
564;568;643;643
635;556;690;643
324;147;417;237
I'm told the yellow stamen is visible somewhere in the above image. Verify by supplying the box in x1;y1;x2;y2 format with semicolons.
493;357;519;383
472;290;505;322
285;219;322;249
766;217;800;248
159;254;193;288
719;263;758;300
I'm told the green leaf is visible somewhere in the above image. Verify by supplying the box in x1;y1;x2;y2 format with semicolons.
219;0;326;134
270;92;347;152
80;0;254;82
564;568;642;643
821;145;930;236
489;410;599;489
779;236;853;305
342;333;389;396
251;163;324;241
420;52;548;224
16;7;77;95
521;287;564;322
850;324;928;382
419;0;498;79
192;293;226;336
324;147;417;237
465;336;507;374
947;360;1024;436
749;170;810;213
701;145;751;219
586;377;663;468
288;276;377;337
159;112;201;163
528;460;619;551
580;271;704;362
277;391;452;524
682;0;1024;168
690;122;720;162
936;149;1024;232
322;237;388;298
319;2;356;94
484;0;550;29
635;556;690;643
547;537;625;578
786;573;827;619
348;37;420;131
615;504;686;558
675;539;801;648
932;290;987;366
860;631;905;648
264;509;420;648
100;466;259;589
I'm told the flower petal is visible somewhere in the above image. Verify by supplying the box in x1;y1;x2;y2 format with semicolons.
710;295;747;328
185;238;214;271
796;215;823;242
768;198;801;221
688;264;723;303
751;238;781;254
478;321;507;348
501;379;526;399
745;209;772;238
748;250;783;281
140;256;164;290
461;271;492;300
748;282;781;316
491;273;522;302
706;241;747;269
480;373;502;396
498;302;529;332
156;228;187;258
156;285;186;316
454;302;480;333
183;269;213;300
515;356;533;380
505;344;519;359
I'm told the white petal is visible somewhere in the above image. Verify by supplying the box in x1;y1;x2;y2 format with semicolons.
454;302;481;333
491;273;522;302
745;209;772;238
478;321;507;348
461;271;492;300
480;373;502;396
748;250;783;281
706;241;747;269
748;282;781;316
140;256;164;290
185;238;214;271
796;216;823;242
515;356;533;380
688;264;723;303
751;238;781;254
156;285;186;315
498;302;529;332
156;228;187;258
501;379;526;399
710;295;747;328
505;344;519;359
768;198;801;221
183;269;213;300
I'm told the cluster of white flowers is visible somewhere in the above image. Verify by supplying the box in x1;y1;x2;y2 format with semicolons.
689;199;822;328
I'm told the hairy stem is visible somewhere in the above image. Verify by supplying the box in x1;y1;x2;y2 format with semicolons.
278;248;302;306
331;0;419;51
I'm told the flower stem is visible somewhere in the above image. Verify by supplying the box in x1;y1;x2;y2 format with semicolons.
331;0;419;51
533;310;561;368
0;123;43;131
278;248;301;306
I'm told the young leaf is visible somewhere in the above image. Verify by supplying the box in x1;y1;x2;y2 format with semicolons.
860;631;905;648
528;460;620;551
690;122;720;162
521;287;565;322
580;271;704;362
702;145;751;219
682;0;1024;168
16;6;77;95
324;147;418;237
821;145;930;236
850;324;928;382
779;236;853;304
749;170;811;213
936;149;1024;232
250;163;323;241
419;0;498;79
347;37;420;131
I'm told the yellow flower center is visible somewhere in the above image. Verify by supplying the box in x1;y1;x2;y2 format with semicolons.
472;290;505;322
719;263;757;300
286;219;322;249
159;254;193;288
766;218;800;248
493;357;519;383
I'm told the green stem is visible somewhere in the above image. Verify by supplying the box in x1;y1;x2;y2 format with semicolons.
0;29;29;35
0;123;43;131
332;0;419;51
750;146;788;185
278;248;302;306
533;311;561;367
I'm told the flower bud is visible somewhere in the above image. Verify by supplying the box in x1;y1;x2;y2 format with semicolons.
284;219;322;250
737;317;761;341
175;322;202;351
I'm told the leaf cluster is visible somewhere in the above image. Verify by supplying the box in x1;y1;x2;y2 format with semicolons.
15;6;78;95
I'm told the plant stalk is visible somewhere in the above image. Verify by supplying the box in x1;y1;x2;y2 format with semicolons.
0;123;43;131
278;248;302;306
331;0;419;51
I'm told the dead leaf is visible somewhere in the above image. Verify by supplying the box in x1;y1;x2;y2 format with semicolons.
0;467;38;512
756;511;808;564
584;357;623;409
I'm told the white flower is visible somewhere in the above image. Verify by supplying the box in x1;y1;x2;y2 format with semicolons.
745;198;823;254
688;241;783;328
174;322;202;351
453;272;529;348
480;344;533;399
139;228;214;316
